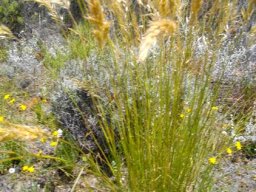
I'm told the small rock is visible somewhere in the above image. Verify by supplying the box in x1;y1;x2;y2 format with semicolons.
19;79;32;89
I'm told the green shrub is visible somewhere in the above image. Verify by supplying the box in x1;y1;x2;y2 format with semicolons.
0;0;24;33
242;141;256;159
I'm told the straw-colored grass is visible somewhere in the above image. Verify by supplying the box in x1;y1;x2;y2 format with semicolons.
138;19;176;61
87;0;110;48
0;25;15;39
0;120;48;142
32;0;70;23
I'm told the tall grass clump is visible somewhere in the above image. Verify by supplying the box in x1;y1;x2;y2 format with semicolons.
34;0;255;191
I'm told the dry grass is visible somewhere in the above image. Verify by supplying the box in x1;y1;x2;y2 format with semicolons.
32;0;70;23
1;0;254;191
0;121;48;142
138;19;176;61
87;0;110;48
0;25;15;39
191;0;202;21
156;0;181;18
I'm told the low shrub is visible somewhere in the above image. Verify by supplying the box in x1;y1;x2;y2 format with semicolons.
0;0;24;34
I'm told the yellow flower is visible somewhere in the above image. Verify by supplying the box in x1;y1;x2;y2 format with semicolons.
235;141;242;150
22;165;29;171
4;94;10;100
40;137;46;143
19;104;27;111
52;131;58;137
211;106;218;111
8;98;15;104
35;150;43;157
186;108;192;113
22;165;35;173
226;147;232;155
0;116;4;122
179;114;185;118
52;129;63;138
42;99;47;103
27;166;35;173
208;157;217;165
50;141;58;147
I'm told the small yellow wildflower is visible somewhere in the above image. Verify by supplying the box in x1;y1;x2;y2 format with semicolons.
19;104;27;111
40;137;46;143
22;165;35;173
8;98;15;104
211;106;218;111
52;131;58;137
186;108;192;113
226;147;232;155
35;150;43;157
42;99;47;103
208;157;217;165
4;94;10;100
22;165;29;171
27;166;35;173
235;141;242;150
52;129;63;138
0;116;4;122
180;114;185;118
50;141;58;147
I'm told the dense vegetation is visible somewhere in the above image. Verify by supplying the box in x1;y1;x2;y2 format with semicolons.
0;0;255;191
0;0;24;34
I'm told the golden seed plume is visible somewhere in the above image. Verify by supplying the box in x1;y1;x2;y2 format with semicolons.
138;19;177;62
191;0;202;21
155;0;181;18
0;25;15;39
0;121;48;142
249;0;256;5
87;0;110;48
103;0;131;42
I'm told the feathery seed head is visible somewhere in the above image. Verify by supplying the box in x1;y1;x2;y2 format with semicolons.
0;121;48;142
0;25;15;39
191;0;202;21
157;0;180;18
139;19;177;61
88;0;110;48
33;0;69;23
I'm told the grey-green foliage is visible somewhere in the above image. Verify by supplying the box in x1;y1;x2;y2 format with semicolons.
0;0;24;32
